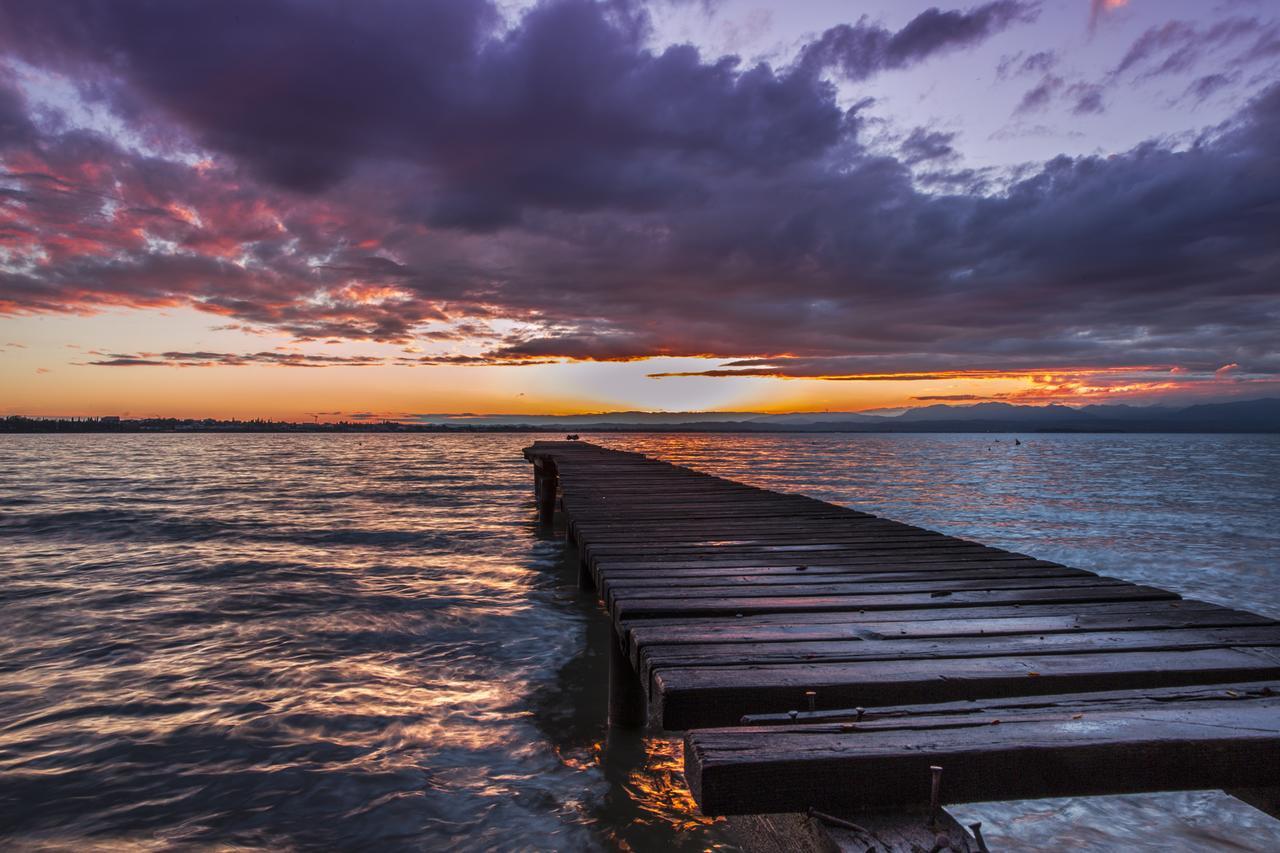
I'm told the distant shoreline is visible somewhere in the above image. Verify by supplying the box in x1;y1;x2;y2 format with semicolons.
5;398;1277;434
2;423;1275;435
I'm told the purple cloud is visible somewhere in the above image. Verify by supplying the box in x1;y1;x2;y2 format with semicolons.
1113;17;1273;80
1014;74;1062;113
798;1;1037;81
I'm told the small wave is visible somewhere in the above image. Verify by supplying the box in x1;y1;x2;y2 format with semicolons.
0;508;250;543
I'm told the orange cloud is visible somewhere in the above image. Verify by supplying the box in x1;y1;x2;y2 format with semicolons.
1091;0;1130;30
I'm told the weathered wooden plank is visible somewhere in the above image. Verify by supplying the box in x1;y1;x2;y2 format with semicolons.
585;536;959;558
623;605;1273;668
685;697;1280;815
585;537;970;561
562;475;709;482
562;488;825;501
638;626;1280;688
740;680;1280;725
576;514;896;535
575;517;905;535
601;566;1086;591
619;600;1261;661
592;540;1010;556
566;489;766;502
595;550;1042;573
581;514;921;535
571;507;858;525
567;508;854;523
655;646;1280;728
607;576;1120;608
600;559;1068;582
612;584;1178;622
563;490;842;503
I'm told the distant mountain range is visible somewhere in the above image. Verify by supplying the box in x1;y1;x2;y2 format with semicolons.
418;398;1280;433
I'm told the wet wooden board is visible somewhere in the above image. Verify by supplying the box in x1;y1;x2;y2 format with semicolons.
638;626;1280;690
611;584;1179;622
621;601;1272;661
574;518;919;536
600;559;1071;581
523;441;1280;815
605;575;1121;604
585;536;965;559
739;680;1280;724
593;551;1044;575
686;690;1280;815
601;565;1090;590
655;647;1280;728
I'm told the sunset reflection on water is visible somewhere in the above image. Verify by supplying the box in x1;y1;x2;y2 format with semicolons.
624;737;722;835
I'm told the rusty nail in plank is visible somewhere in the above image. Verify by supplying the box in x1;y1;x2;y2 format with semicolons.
929;765;944;829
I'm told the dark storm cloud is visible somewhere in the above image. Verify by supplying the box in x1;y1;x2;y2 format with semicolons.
402;354;559;366
0;0;1277;391
796;1;1037;81
83;349;559;368
0;0;846;227
0;0;496;192
86;357;167;367
0;67;34;145
85;351;386;368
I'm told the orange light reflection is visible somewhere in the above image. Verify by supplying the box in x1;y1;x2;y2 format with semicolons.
623;736;723;834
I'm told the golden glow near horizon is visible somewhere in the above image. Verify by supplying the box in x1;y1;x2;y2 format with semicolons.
0;308;1247;420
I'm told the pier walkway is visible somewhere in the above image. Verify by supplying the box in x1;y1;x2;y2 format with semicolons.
524;440;1280;849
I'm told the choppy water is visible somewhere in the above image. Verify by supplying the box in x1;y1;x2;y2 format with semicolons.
1;432;1278;851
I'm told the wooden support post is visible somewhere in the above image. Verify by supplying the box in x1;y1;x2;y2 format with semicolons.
535;457;557;525
1229;787;1280;821
578;556;595;591
608;629;645;728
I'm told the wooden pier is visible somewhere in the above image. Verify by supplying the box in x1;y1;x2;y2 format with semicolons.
524;440;1280;850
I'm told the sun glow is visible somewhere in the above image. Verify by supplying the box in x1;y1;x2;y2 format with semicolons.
2;307;1260;421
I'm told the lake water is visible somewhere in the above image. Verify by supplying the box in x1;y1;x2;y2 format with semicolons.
2;432;1278;851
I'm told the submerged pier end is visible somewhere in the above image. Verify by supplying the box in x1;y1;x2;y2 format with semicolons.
523;440;1280;851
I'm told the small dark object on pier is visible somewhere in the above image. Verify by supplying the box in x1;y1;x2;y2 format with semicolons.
929;766;944;828
806;808;871;837
969;822;989;853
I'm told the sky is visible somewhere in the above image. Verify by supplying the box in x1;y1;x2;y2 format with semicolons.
0;0;1277;420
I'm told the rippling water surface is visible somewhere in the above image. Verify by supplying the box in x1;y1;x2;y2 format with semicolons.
2;432;1278;851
